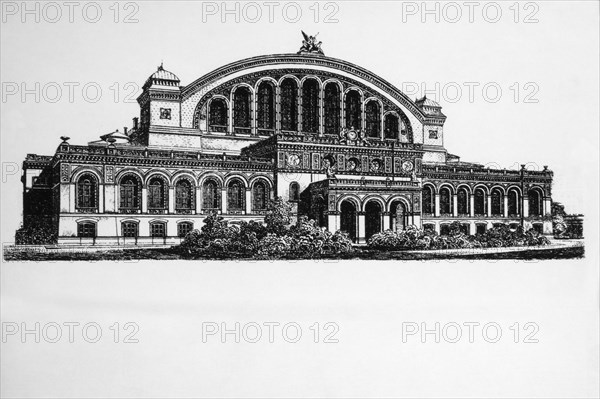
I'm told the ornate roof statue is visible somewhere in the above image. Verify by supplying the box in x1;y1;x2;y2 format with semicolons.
297;31;324;55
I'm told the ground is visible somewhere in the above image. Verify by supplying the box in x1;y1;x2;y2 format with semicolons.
3;239;584;261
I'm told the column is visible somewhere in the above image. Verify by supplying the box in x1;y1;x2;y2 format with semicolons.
69;183;75;212
382;212;390;231
220;188;227;214
469;194;475;217
275;86;281;132
452;194;458;217
434;194;441;217
297;87;302;132
251;90;256;136
327;213;340;233
486;194;492;217
141;187;148;213
228;98;233;134
522;196;529;217
503;195;509;218
103;184;115;212
544;198;552;216
245;188;252;215
412;213;421;229
318;86;324;136
98;184;104;213
60;184;70;213
357;212;366;244
195;186;202;214
168;186;175;213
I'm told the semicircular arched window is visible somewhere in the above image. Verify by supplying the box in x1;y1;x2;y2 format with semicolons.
324;83;341;135
227;179;245;212
302;79;320;133
175;179;194;211
365;101;381;138
422;186;434;215
119;175;141;212
233;86;251;131
257;81;275;131
209;98;228;132
384;113;399;140
252;181;269;211
280;79;298;131
148;177;168;210
345;90;361;130
76;174;98;211
202;179;220;211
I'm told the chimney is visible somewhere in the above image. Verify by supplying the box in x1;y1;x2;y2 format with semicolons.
124;127;128;134
133;117;139;130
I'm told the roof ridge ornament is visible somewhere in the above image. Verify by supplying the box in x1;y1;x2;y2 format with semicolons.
297;31;324;55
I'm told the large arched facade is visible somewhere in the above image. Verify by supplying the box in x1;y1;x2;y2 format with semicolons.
20;40;556;247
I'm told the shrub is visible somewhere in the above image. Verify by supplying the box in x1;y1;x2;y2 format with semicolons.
257;234;293;258
177;207;353;259
15;219;57;245
287;216;353;257
368;224;549;251
264;197;293;236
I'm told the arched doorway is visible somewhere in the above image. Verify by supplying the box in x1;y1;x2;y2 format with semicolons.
365;200;382;240
340;200;357;242
390;200;408;231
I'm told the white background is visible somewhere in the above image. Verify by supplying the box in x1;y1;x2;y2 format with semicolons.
1;1;598;398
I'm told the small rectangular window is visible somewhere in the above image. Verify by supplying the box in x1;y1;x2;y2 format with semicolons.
122;222;138;238
429;130;438;139
160;108;172;120
77;222;96;238
177;222;193;238
150;222;166;238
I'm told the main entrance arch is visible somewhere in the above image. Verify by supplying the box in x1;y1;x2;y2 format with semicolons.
364;200;382;240
340;200;357;242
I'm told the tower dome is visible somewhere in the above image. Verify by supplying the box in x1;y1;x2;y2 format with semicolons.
143;63;180;89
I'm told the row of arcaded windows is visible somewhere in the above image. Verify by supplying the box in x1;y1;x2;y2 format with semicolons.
422;186;544;217
208;79;410;139
76;221;195;238
74;174;270;213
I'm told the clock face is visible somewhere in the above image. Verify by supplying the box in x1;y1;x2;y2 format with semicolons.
402;160;414;172
287;154;300;167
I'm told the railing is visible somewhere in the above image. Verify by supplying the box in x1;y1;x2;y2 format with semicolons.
422;164;553;177
75;207;99;213
56;144;274;166
175;209;194;214
209;125;228;133
148;208;167;214
119;208;141;214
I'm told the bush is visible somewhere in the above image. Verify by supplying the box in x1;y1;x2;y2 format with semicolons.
15;219;57;245
287;216;353;257
368;223;549;251
177;201;353;259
